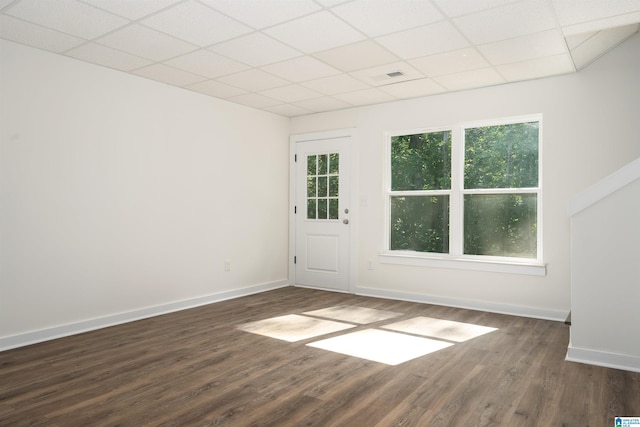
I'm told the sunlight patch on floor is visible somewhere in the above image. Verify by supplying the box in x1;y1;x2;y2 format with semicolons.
238;314;356;342
303;305;402;324
238;307;500;365
308;329;453;366
382;317;498;342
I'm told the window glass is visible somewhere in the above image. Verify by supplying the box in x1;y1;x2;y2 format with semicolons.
465;122;538;189
307;155;316;176
318;154;328;175
388;117;540;261
307;199;316;220
318;198;327;219
307;152;339;220
329;198;339;220
464;194;537;258
390;195;449;253
391;131;451;191
329;153;339;174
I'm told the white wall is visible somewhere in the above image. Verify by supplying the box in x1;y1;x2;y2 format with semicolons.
0;40;290;348
568;167;640;372
2;32;639;352
290;33;640;320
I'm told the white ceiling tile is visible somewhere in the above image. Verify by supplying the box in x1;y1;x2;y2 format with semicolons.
265;11;365;53
164;49;249;79
186;79;247;98
315;0;350;5
432;0;518;17
301;74;369;95
560;11;640;36
6;0;128;39
565;31;597;50
259;84;321;102
432;67;505;91
331;0;443;37
333;88;397;106
132;63;208;87
227;93;282;109
313;40;399;72
140;1;251;47
409;47;489;77
479;30;567;65
293;96;353;113
200;0;320;29
569;24;638;70
262;56;341;83
454;0;557;44
96;24;197;61
376;21;469;59
78;0;182;20
496;54;575;81
210;33;302;67
378;78;446;99
4;0;628;115
350;61;425;87
551;0;640;27
263;103;312;117
66;42;153;70
0;15;85;52
217;69;289;92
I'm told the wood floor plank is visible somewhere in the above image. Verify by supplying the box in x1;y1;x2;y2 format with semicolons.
1;286;638;426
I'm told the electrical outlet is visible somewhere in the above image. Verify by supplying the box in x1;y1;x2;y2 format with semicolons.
224;260;231;271
367;260;373;270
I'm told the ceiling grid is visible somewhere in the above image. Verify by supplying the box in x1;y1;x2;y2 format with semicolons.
1;0;638;116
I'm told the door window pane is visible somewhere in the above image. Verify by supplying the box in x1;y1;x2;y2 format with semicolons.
307;155;316;176
307;177;316;197
318;154;328;175
464;194;537;258
329;176;339;197
329;153;339;174
317;176;327;197
390;195;449;253
307;199;316;219
306;152;339;220
318;199;328;219
329;198;339;219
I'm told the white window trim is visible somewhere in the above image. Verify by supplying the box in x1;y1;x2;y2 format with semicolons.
381;114;545;276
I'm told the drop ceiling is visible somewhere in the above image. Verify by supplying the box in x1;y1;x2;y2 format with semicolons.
1;0;639;117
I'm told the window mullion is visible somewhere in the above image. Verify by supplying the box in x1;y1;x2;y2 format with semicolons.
449;126;463;255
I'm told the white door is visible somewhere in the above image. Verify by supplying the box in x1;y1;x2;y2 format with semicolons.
294;136;351;291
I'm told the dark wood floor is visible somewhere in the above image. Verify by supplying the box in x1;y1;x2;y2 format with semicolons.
1;287;638;426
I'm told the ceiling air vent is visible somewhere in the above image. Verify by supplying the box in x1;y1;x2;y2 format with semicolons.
351;62;424;87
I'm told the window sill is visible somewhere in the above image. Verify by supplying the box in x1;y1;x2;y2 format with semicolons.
378;252;546;276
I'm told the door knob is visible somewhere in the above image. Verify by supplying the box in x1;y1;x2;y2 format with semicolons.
343;219;349;224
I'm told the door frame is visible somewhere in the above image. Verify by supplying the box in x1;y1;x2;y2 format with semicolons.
289;128;358;293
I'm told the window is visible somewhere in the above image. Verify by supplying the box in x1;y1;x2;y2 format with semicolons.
307;153;339;220
386;116;541;266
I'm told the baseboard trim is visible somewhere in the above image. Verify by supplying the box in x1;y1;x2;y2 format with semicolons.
566;346;640;373
0;280;290;352
353;286;568;322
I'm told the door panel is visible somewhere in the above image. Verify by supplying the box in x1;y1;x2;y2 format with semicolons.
295;137;350;291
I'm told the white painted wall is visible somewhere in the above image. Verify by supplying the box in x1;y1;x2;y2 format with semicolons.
2;32;639;353
0;40;290;347
568;168;640;372
290;33;640;320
